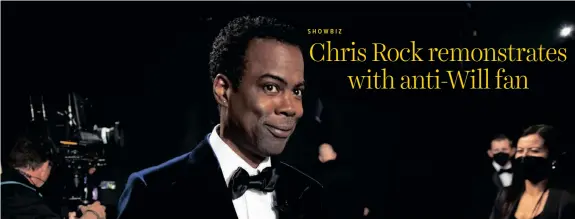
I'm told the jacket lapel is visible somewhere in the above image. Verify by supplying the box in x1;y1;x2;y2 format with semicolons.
173;138;238;219
273;158;324;219
171;138;323;219
492;171;504;190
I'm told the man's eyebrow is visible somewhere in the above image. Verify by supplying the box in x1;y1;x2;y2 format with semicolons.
260;73;287;85
259;73;305;87
295;81;306;88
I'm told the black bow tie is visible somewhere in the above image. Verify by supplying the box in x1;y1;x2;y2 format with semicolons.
228;167;279;200
498;168;513;174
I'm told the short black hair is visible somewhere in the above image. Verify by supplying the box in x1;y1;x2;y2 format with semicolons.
209;16;302;87
8;136;54;170
492;134;511;142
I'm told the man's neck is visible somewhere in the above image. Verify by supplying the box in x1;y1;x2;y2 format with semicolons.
524;179;547;196
219;125;265;168
16;168;40;187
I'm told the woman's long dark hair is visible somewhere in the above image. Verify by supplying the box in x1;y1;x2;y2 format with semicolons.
495;124;558;219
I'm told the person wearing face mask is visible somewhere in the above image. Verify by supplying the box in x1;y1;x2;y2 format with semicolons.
490;125;575;219
488;134;516;189
1;136;107;219
468;134;516;219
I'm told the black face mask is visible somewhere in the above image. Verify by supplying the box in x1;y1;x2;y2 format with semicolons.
515;156;552;184
493;152;511;166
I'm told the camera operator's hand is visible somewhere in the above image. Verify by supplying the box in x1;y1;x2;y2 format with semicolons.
78;201;107;219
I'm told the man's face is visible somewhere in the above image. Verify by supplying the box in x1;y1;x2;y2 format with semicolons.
488;139;515;166
490;139;513;155
488;139;514;158
35;161;52;187
223;38;305;157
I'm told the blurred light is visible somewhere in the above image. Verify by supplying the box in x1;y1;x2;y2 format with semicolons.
60;141;78;145
473;30;477;36
559;25;573;38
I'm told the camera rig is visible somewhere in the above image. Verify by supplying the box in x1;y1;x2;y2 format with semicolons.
28;93;123;214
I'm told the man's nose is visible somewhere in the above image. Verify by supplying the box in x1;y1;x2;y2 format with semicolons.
276;93;298;117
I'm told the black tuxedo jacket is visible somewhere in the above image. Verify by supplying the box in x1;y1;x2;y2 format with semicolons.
468;167;508;219
491;171;506;191
117;136;325;219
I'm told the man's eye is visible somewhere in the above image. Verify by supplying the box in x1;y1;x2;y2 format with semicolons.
293;89;303;97
263;84;279;93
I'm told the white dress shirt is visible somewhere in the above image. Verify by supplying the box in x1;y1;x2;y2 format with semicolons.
209;125;278;219
492;161;513;187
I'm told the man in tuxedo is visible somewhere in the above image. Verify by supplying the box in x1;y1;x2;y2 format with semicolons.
486;134;515;189
117;16;324;219
468;134;515;219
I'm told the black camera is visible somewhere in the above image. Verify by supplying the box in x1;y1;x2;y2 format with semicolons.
28;93;123;216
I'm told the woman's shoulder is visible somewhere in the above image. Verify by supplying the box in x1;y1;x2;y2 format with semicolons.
560;191;575;219
549;188;574;200
564;190;575;205
549;188;575;214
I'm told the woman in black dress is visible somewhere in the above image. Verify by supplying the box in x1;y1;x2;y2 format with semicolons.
490;124;574;219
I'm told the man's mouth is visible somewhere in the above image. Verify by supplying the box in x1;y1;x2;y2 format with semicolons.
265;124;294;138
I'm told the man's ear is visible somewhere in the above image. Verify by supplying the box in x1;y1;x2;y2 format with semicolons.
213;74;231;108
510;148;516;156
487;149;494;158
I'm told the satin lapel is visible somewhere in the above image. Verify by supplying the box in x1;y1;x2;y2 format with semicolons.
492;172;503;190
175;138;238;219
272;158;321;219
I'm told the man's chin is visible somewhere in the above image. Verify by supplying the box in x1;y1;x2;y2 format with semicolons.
260;144;287;156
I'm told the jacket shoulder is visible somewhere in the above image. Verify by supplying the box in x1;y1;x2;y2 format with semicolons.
1;182;59;218
128;152;192;188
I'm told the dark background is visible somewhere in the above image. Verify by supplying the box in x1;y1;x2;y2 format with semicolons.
2;1;575;219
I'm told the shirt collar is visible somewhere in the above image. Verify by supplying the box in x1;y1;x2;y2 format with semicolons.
208;125;272;186
492;161;512;172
